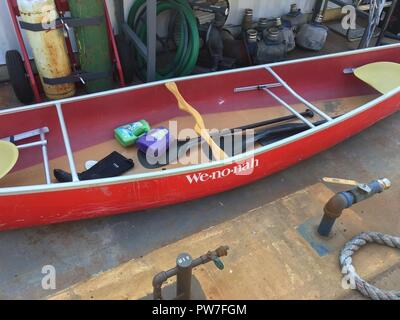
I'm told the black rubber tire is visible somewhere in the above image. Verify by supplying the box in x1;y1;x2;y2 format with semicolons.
115;34;134;84
5;50;34;104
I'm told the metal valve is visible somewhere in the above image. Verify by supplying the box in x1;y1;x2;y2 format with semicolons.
318;177;392;237
212;257;225;270
152;245;229;300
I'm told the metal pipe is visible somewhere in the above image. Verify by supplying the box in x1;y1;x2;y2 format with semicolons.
147;0;157;82
17;140;47;150
262;88;316;128
56;103;79;182
7;127;51;184
191;246;230;269
265;66;333;121
1;127;50;143
40;130;51;185
18;139;51;185
153;269;177;300
234;83;283;93
318;178;391;237
122;23;148;60
152;246;229;300
358;0;385;49
318;192;352;236
313;0;329;22
176;253;193;300
376;0;399;46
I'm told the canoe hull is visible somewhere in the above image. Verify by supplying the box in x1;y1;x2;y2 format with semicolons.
0;92;398;231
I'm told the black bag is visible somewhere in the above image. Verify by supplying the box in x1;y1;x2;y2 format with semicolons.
54;151;134;183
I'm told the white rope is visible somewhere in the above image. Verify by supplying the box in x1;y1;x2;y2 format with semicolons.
340;232;400;300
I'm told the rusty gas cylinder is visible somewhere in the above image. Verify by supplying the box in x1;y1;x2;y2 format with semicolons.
17;0;76;100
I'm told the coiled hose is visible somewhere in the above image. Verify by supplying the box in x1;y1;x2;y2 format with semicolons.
127;0;200;81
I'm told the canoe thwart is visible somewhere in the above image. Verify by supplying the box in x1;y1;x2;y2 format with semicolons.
233;83;283;93
234;70;333;125
0;128;51;184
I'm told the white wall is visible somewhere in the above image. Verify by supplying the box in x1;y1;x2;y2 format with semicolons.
0;0;22;64
0;0;316;65
226;0;316;25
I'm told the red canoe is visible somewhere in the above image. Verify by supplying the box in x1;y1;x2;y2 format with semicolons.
0;44;399;231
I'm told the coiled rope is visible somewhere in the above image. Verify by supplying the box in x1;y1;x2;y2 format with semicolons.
340;232;400;300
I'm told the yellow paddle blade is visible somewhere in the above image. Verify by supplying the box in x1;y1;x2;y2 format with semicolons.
0;141;19;179
354;62;400;95
165;82;228;161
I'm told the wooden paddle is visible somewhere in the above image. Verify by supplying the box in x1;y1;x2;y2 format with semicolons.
345;62;400;95
165;81;228;161
0;141;19;179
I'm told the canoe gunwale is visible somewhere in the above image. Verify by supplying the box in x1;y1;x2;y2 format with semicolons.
0;44;399;196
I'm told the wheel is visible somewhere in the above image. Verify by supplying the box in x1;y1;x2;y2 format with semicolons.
5;50;34;104
115;34;135;84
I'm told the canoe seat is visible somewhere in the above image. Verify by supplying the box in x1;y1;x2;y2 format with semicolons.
0;141;19;179
355;62;400;95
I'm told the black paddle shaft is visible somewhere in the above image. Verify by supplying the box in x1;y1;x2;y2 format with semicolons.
233;109;315;131
178;109;315;144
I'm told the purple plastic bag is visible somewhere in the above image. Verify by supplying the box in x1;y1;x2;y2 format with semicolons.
137;127;170;157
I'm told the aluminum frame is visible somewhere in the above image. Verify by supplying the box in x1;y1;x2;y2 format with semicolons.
1;127;51;185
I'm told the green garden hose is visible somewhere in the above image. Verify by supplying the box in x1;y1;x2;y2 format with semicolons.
127;0;200;80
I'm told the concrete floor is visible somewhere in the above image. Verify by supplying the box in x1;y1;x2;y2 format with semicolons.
0;32;399;300
50;183;400;300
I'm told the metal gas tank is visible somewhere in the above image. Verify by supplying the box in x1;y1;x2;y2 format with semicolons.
68;0;113;93
17;0;76;100
257;28;286;64
282;4;309;33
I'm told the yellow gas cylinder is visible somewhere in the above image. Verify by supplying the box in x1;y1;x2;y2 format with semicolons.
17;0;75;100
